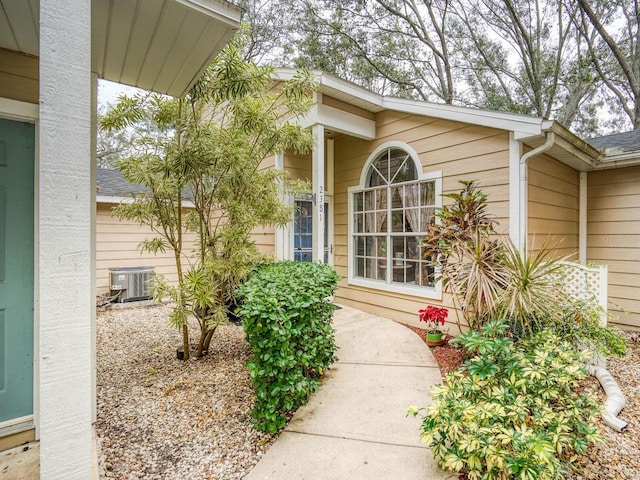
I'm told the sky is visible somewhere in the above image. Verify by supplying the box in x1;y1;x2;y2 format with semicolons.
97;79;143;108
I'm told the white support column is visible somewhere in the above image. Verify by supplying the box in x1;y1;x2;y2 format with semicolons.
312;124;325;262
508;133;524;250
274;152;287;260
579;172;588;264
326;138;335;196
91;73;98;425
39;0;93;477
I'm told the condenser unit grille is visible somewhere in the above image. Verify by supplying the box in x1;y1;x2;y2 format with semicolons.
109;267;154;302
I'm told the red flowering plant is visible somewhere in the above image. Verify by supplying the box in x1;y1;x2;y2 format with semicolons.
418;305;448;334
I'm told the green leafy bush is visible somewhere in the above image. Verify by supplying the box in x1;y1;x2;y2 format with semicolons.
556;299;626;359
237;261;340;432
409;318;603;480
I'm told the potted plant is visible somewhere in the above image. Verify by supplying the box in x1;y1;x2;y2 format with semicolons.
418;305;448;347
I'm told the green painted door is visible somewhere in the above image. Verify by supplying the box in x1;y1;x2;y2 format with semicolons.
0;118;35;424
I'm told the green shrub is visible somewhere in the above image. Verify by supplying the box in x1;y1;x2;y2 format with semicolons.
409;318;603;480
555;299;626;359
236;261;340;432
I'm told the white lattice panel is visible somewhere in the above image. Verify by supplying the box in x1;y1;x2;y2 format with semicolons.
556;261;608;321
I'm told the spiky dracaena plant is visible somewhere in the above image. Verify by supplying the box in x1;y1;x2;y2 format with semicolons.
496;240;569;338
423;180;504;329
424;180;572;333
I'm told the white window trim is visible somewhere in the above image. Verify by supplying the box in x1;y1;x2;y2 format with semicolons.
348;141;443;300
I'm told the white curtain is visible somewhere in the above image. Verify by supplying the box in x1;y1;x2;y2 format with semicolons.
402;184;421;233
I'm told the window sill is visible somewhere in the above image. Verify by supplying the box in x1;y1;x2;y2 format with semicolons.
347;276;442;300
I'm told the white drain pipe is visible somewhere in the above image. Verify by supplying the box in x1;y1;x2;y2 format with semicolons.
588;365;628;432
518;131;555;251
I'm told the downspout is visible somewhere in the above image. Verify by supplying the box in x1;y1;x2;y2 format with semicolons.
518;131;556;251
589;365;628;432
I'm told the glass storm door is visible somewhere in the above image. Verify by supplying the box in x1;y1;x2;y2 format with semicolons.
293;200;331;263
0;118;35;425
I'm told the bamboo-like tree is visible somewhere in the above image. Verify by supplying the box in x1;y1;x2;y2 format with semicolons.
100;35;314;359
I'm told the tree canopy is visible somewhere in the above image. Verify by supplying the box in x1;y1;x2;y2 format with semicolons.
238;0;639;135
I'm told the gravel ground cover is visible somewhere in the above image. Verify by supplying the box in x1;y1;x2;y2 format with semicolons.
98;304;639;479
95;303;275;480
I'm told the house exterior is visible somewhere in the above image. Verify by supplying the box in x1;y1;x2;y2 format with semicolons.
257;70;640;329
96;168;199;291
0;1;240;478
93;72;640;332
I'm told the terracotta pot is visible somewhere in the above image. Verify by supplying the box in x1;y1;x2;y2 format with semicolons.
426;331;445;348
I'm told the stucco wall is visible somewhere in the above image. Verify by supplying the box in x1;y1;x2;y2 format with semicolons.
588;166;640;328
333;110;511;327
527;153;579;258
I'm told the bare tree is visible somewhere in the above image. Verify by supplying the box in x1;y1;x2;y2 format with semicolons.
455;0;600;128
574;0;640;129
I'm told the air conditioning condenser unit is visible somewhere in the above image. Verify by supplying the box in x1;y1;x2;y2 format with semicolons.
109;267;154;302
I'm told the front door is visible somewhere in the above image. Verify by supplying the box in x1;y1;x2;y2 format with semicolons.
293;199;333;264
0;118;35;427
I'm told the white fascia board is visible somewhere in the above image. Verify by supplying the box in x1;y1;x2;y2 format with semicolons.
382;97;546;135
96;195;124;204
298;104;376;140
275;68;551;135
317;74;384;107
592;153;640;169
553;135;599;170
275;68;384;106
175;0;243;27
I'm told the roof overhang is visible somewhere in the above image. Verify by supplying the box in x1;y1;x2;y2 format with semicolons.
275;68;640;171
275;68;549;138
0;0;242;97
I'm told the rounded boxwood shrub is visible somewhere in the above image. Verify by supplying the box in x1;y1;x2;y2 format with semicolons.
236;261;339;432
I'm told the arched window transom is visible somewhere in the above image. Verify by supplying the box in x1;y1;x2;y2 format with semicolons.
350;145;440;292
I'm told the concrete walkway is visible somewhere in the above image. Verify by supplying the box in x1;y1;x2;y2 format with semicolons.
244;305;448;480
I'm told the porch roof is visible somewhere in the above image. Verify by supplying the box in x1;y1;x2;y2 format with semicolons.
0;0;242;97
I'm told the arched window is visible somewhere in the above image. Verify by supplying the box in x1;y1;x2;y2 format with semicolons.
349;144;441;293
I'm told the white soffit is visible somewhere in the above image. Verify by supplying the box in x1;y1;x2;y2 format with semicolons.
0;0;39;56
92;0;241;97
1;0;240;97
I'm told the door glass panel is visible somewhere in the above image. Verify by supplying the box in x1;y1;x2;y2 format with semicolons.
294;200;313;262
294;201;331;264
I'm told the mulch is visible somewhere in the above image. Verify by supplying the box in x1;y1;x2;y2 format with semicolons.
401;323;465;376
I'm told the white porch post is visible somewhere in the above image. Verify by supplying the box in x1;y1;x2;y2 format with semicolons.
91;73;98;425
508;133;524;250
39;0;93;477
274;152;287;260
312;124;325;262
579;172;588;264
326;138;335;196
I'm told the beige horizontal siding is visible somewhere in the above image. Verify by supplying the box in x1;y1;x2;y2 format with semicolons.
96;203;199;293
332;111;511;327
527;153;579;258
251;224;276;257
588;166;640;328
0;48;38;104
284;150;311;181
